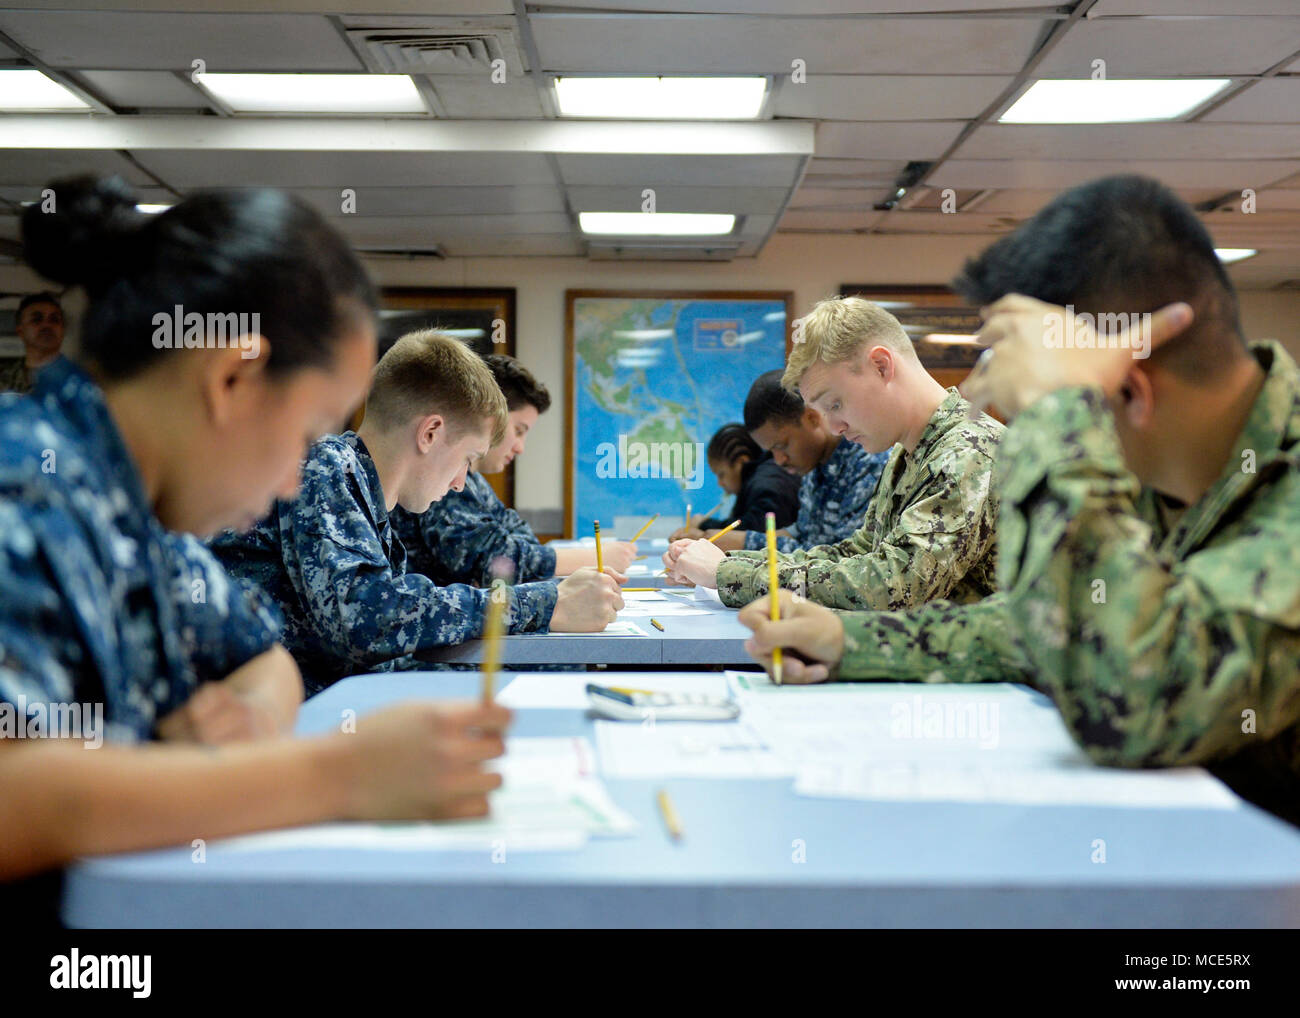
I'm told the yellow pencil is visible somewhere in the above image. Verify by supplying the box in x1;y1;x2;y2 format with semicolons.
684;503;692;529
629;514;659;542
481;562;512;704
594;519;604;573
621;587;659;591
656;787;683;841
706;518;742;544
766;511;783;686
650;618;665;632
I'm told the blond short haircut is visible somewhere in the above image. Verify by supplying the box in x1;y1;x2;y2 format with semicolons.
365;330;507;446
783;296;917;391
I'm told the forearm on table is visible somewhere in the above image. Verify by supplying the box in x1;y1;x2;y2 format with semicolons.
0;735;350;879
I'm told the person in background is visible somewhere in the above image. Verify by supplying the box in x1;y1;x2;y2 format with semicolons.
393;353;636;585
1;176;509;920
737;174;1300;828
676;422;800;540
0;291;65;394
690;369;889;553
212;332;625;693
665;297;1003;611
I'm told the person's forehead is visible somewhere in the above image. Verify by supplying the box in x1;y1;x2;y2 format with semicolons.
21;301;61;316
798;361;838;404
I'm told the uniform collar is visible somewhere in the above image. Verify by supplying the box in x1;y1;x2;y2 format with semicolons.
900;388;966;467
340;430;389;530
1170;340;1299;553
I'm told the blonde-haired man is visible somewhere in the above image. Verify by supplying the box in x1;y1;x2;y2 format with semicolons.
214;331;623;691
664;296;1004;611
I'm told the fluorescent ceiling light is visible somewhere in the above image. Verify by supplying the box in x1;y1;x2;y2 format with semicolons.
579;212;736;236
999;79;1231;123
136;204;172;214
1215;248;1257;264
439;328;486;339
194;73;425;114
555;76;766;119
0;69;91;111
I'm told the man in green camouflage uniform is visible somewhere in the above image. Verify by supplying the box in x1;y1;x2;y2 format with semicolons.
664;295;1003;612
738;175;1300;826
0;292;65;394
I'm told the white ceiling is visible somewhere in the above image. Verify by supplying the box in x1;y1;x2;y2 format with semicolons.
0;0;1296;285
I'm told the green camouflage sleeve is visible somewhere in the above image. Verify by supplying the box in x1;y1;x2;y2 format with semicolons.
836;593;1031;683
715;447;996;611
993;386;1300;769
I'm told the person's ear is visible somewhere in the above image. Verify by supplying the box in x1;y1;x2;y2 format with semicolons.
868;345;893;382
1117;365;1156;429
802;405;822;430
416;413;445;454
200;336;271;429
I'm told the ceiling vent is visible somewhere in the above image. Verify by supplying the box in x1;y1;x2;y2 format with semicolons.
343;19;526;76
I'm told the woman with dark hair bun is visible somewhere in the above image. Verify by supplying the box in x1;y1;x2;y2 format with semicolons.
0;176;510;920
683;421;800;537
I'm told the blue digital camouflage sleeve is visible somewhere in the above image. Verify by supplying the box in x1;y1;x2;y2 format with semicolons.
164;534;284;686
275;450;556;676
0;498;80;706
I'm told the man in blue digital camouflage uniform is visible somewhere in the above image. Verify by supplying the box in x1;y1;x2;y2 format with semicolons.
393;353;636;586
212;333;624;692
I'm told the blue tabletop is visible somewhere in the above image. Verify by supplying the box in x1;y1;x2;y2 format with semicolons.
62;671;1300;928
417;595;752;666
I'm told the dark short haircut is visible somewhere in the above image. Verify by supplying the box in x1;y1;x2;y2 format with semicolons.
17;291;62;317
707;422;761;465
743;369;805;431
483;353;551;414
952;174;1247;381
22;175;377;381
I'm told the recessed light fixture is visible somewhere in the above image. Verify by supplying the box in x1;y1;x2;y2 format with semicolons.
135;204;172;214
923;333;982;345
555;77;766;119
193;73;425;115
0;69;91;111
999;79;1232;123
1215;248;1258;264
579;212;736;236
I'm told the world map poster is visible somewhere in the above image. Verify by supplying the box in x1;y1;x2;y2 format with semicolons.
566;290;791;539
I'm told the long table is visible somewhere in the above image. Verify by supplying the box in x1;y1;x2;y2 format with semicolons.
417;593;753;667
62;671;1300;928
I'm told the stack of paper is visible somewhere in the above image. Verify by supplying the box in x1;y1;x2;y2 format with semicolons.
723;672;1239;810
215;737;638;853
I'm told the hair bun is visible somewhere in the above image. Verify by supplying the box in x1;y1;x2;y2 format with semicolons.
21;175;144;291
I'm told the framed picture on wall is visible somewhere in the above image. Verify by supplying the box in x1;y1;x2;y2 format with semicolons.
838;285;986;391
375;286;517;506
564;289;792;540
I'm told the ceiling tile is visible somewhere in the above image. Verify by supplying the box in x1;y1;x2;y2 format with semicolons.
937;159;1300;190
956;124;1300;162
779;209;885;230
430;76;545;118
531;15;1046;75
565;184;789;214
1200;79;1300;122
816;121;967;160
1035;16;1300;77
288;185;567;217
556;153;803;187
773;75;1013;120
0;12;363;71
80;70;209;109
